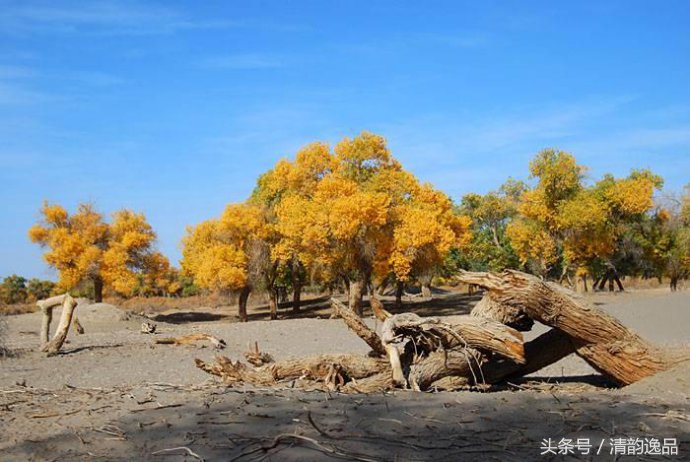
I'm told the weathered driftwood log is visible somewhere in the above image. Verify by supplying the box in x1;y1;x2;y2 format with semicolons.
196;299;531;392
408;348;485;390
427;329;579;390
41;294;78;356
155;333;226;349
380;312;525;388
380;313;525;362
331;298;386;357
195;354;389;389
458;270;667;385
37;294;68;346
341;372;395;393
478;329;579;384
471;292;533;332
201;274;660;392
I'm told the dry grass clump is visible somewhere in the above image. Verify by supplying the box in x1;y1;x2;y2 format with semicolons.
0;303;36;316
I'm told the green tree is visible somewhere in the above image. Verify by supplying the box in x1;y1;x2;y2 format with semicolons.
0;275;28;304
458;179;524;272
645;186;690;290
26;278;56;301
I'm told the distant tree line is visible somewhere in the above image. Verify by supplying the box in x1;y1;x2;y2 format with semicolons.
454;149;690;292
13;132;690;318
0;275;55;305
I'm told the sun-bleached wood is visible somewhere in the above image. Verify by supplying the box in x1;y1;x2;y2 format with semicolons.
37;294;68;346
41;294;78;356
331;298;387;357
457;270;666;385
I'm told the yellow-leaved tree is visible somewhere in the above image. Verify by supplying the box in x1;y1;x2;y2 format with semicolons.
28;202;171;301
506;149;585;276
506;149;661;289
181;203;274;321
257;132;472;314
386;183;471;301
184;132;471;320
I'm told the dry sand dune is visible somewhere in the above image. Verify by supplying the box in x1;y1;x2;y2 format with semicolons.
1;290;688;461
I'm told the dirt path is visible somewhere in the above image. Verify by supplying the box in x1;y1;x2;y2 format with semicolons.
1;290;689;461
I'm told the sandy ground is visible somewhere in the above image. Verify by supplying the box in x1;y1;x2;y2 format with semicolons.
1;290;689;461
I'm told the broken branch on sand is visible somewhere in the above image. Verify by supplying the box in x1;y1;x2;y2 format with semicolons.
195;270;668;393
155;333;226;350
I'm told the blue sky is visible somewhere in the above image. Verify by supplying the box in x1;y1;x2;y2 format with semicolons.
1;0;689;280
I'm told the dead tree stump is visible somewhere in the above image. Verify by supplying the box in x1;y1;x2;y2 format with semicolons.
37;294;68;347
40;294;79;356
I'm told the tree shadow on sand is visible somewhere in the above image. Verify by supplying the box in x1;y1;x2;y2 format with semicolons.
146;291;482;325
153;312;227;324
249;291;482;322
5;381;688;461
59;343;126;355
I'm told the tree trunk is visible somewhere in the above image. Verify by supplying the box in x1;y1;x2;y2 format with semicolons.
614;275;624;291
457;270;667;385
268;289;278;320
408;349;483;390
292;281;302;313
41;294;79;356
573;274;587;292
592;277;600;291
566;274;574;289
348;279;365;316
291;261;302;312
475;328;579;385
376;279;389;296
238;286;251;322
670;277;678;291
93;276;103;303
36;294;68;347
597;276;608;291
40;307;53;346
421;283;432;299
490;225;502;249
394;280;404;309
471;292;534;331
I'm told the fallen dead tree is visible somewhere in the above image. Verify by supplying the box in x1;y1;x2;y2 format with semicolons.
196;270;668;392
457;270;667;385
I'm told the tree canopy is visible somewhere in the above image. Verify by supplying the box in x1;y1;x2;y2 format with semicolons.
182;132;472;318
28;202;173;301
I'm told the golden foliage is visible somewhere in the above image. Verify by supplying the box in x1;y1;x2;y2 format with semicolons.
507;150;660;275
247;132;471;287
181;203;271;292
28;202;170;297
